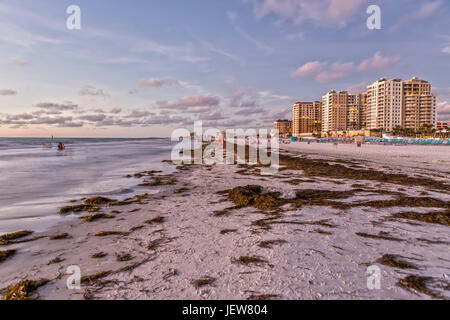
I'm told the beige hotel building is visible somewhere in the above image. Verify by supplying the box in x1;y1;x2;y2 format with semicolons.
292;101;322;137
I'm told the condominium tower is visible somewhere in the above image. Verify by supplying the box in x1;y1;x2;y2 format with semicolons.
292;102;322;137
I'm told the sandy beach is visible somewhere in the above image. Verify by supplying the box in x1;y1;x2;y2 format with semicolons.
1;143;449;300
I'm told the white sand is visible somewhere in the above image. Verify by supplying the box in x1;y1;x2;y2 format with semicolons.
281;142;450;174
1;148;449;300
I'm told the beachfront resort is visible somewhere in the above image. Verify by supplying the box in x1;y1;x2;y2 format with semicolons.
275;77;449;144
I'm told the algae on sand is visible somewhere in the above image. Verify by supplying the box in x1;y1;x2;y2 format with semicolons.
0;230;34;245
1;279;49;300
0;249;16;263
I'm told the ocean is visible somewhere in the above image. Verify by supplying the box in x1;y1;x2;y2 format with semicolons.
0;138;175;234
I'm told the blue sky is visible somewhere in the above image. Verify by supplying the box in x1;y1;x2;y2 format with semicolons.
0;0;449;137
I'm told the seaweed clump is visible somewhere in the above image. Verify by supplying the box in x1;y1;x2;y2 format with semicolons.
91;252;108;259
231;255;272;268
258;240;287;249
228;185;282;210
0;249;16;263
376;254;418;270
392;209;450;226
60;197;116;215
1;279;49;300
49;233;69;240
80;213;113;222
191;277;216;288
80;271;111;285
0;230;34;245
93;231;129;237
398;275;445;299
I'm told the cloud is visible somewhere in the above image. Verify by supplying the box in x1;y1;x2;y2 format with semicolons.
179;94;220;107
227;11;274;54
292;52;399;83
348;81;368;94
260;108;290;123
357;52;400;71
35;102;78;111
80;114;107;122
292;61;322;77
9;58;27;67
241;0;366;25
391;1;442;31
203;42;245;65
316;62;356;83
125;110;153;118
110;108;122;114
438;101;450;121
0;89;17;96
79;85;109;97
284;32;305;41
234;106;266;116
442;46;450;54
140;77;180;88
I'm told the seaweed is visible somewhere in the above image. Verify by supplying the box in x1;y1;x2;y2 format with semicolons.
48;257;65;265
398;275;445;299
2;279;49;300
80;271;111;284
80;213;113;222
231;255;272;267
228;185;282;210
91;252;108;259
191;277;216;288
356;232;404;242
376;254;418;270
0;230;34;245
84;196;115;205
174;187;190;194
392;209;450;226
0;249;16;263
144;216;165;224
49;233;69;240
220;229;238;235
279;153;450;192
60;204;100;215
93;231;129;237
258;240;287;249
314;229;333;235
115;253;134;262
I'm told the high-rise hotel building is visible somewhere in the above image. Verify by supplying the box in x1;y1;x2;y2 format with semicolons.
366;78;403;131
402;77;437;130
292;101;322;137
321;91;363;132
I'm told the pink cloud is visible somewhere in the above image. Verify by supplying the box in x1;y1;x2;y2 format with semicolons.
292;61;322;77
358;52;399;71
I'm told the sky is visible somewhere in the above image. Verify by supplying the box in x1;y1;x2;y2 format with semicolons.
0;0;449;138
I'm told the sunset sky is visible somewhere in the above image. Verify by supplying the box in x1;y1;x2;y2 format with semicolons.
0;0;449;137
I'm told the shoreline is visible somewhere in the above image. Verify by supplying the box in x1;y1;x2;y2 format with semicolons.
1;146;449;300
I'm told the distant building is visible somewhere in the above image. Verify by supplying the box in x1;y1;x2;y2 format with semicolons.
402;77;437;130
273;120;292;138
347;94;363;130
292;102;322;137
322;91;348;133
366;78;403;131
437;122;449;129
